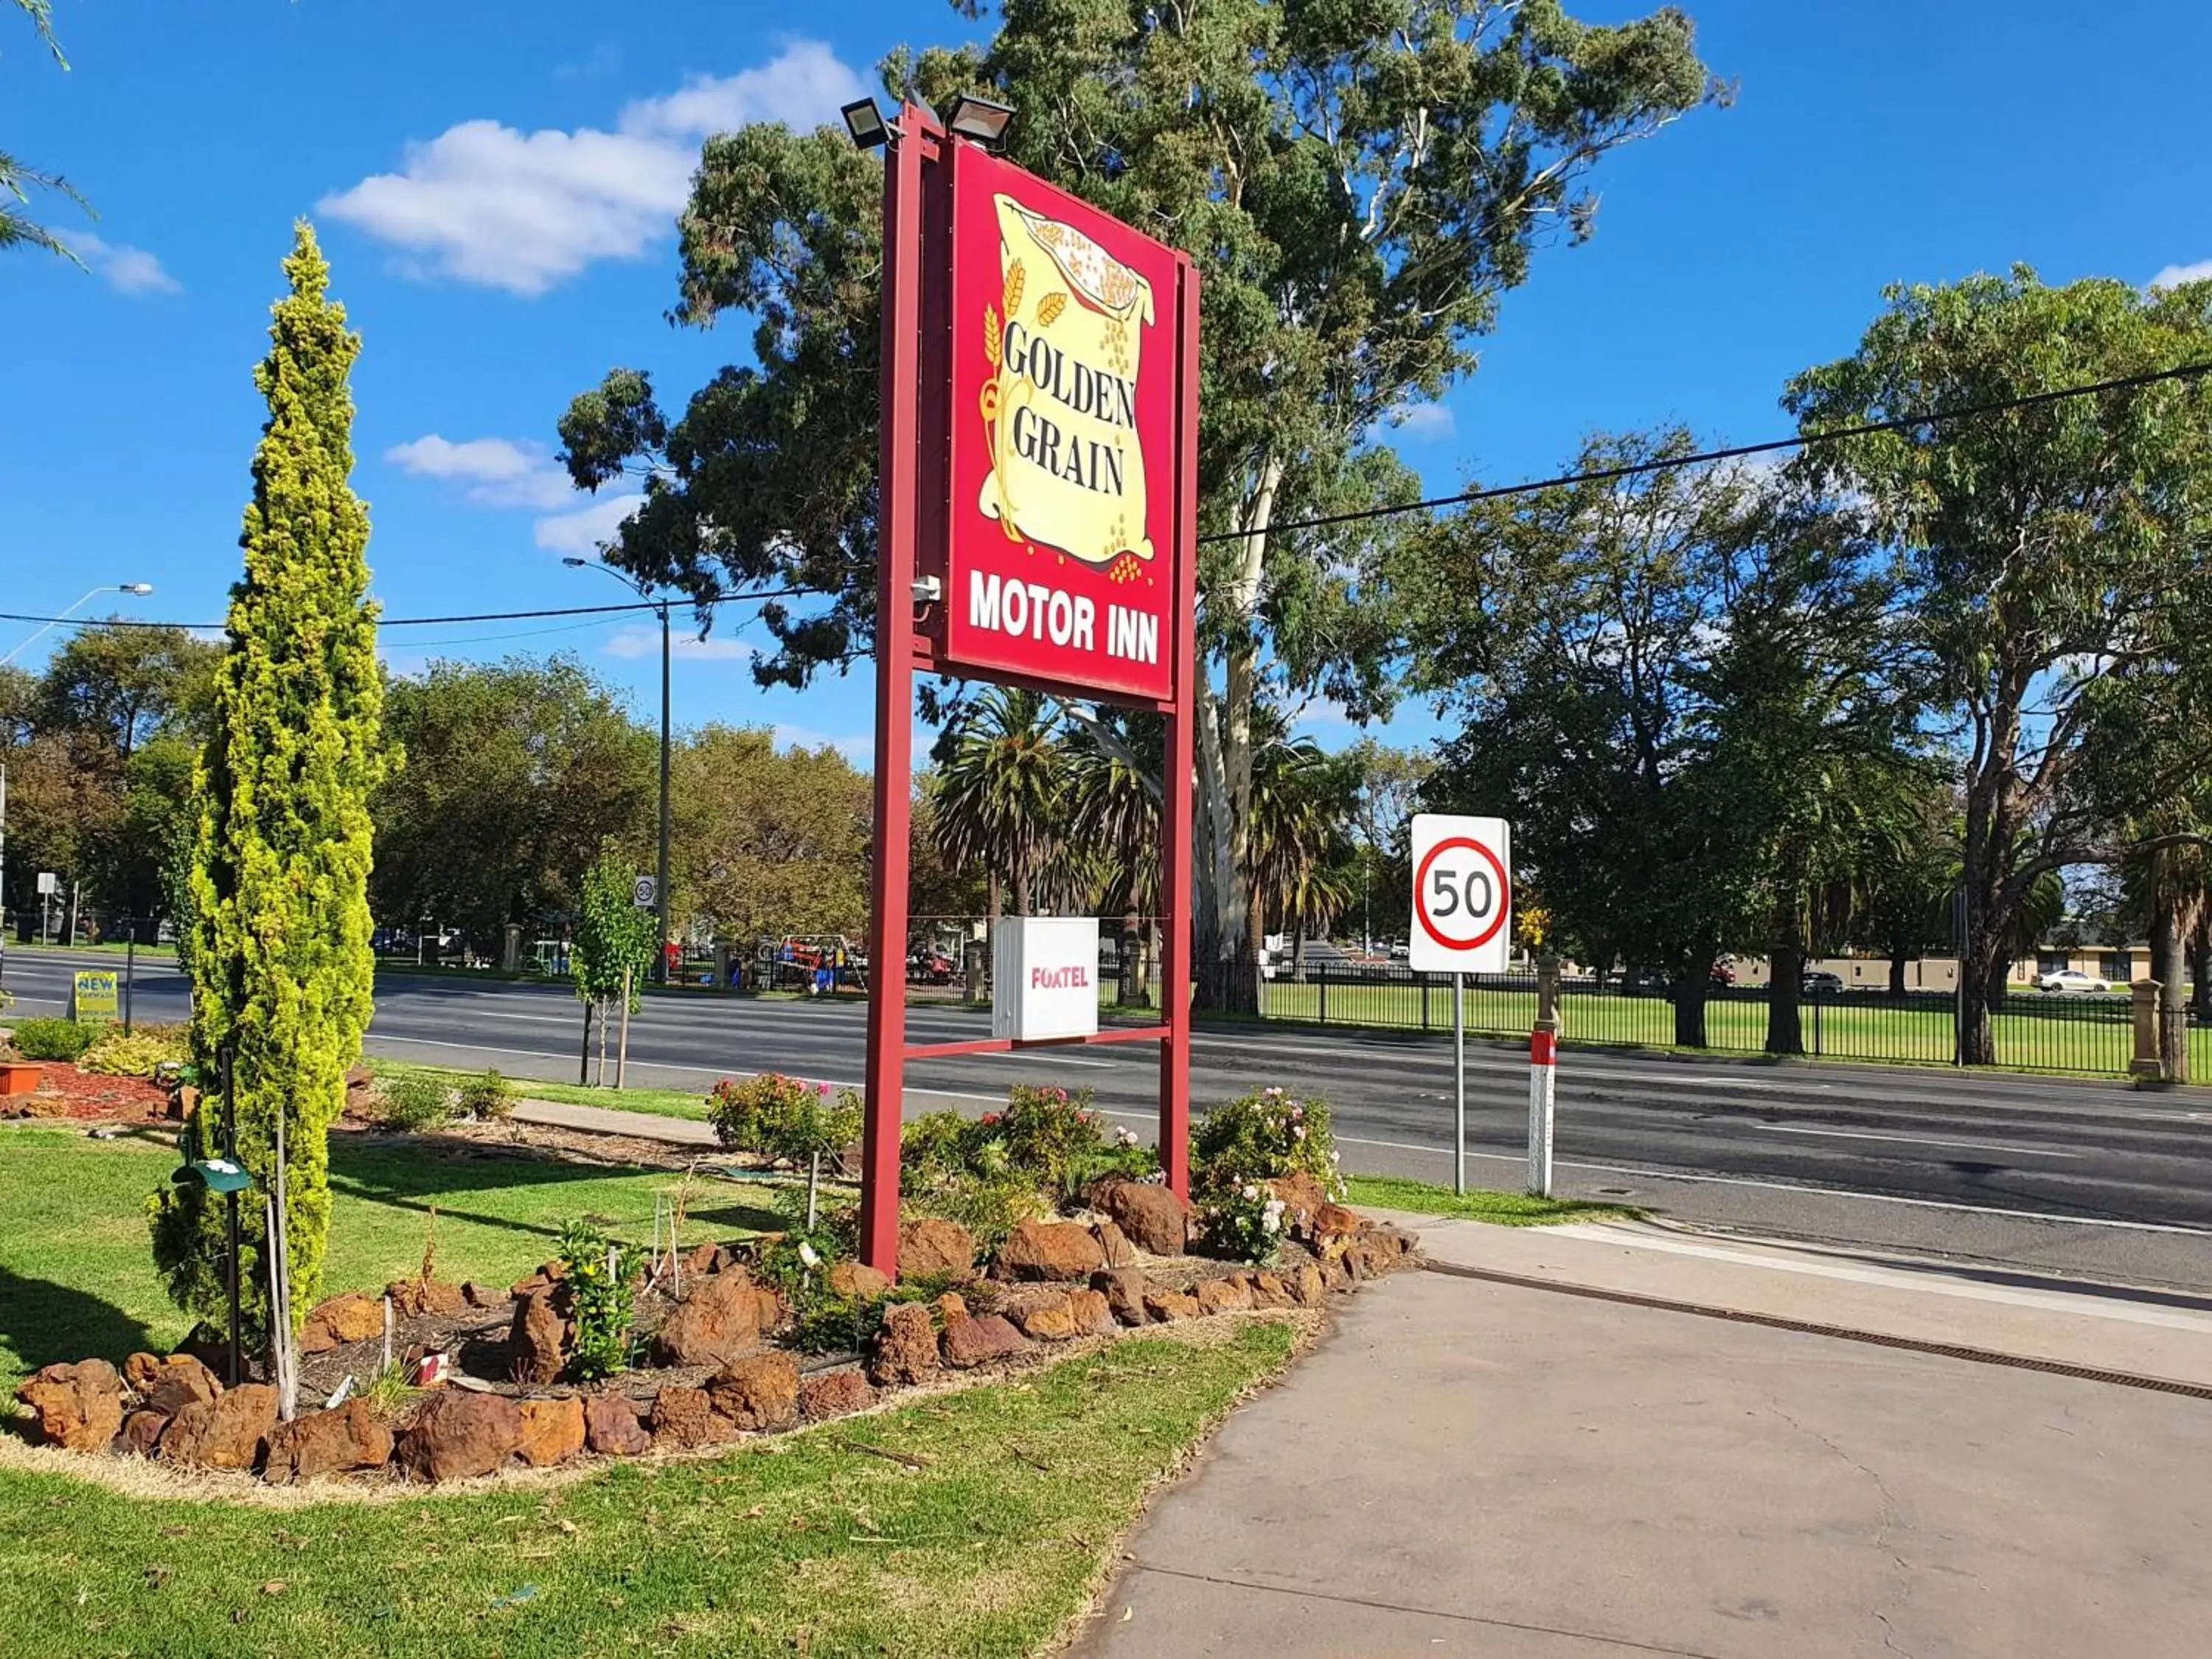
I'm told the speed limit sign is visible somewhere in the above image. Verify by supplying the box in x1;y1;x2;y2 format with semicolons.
1408;814;1512;974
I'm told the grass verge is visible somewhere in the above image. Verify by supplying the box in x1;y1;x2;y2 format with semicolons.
0;1127;774;1394
0;1319;1301;1658
367;1058;715;1123
1342;1173;1634;1226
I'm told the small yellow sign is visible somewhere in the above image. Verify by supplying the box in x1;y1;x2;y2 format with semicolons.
70;969;119;1022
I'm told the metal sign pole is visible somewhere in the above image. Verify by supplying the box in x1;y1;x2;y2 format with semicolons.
1453;970;1466;1195
858;104;925;1273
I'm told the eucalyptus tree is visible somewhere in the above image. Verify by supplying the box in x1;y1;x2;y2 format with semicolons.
1785;268;2212;1064
558;0;1722;1012
1404;432;1919;1047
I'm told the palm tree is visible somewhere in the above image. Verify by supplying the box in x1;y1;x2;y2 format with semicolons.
931;689;1065;917
1250;734;1360;978
1065;719;1162;1002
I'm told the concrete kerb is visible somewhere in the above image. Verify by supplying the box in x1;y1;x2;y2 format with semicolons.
1374;1207;2212;1394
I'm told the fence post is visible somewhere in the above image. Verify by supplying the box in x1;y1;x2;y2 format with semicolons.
1814;992;1824;1057
1317;959;1328;1024
2129;979;2166;1082
1421;973;1430;1031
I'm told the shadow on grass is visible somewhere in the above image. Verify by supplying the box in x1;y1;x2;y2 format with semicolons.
0;1262;158;1382
327;1138;784;1244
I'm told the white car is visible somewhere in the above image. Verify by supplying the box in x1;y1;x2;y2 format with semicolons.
2037;969;2112;994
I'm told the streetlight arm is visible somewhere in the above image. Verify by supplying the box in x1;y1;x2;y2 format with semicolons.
1;583;156;667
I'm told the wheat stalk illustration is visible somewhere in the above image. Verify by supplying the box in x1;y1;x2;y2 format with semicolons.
1037;291;1067;327
984;305;1002;366
1003;258;1026;322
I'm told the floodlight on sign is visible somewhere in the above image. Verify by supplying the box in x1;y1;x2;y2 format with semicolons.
943;93;1015;150
841;97;890;150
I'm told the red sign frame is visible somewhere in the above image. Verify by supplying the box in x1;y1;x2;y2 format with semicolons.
861;107;1200;1272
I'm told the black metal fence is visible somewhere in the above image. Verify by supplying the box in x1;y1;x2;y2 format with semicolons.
1155;959;2164;1077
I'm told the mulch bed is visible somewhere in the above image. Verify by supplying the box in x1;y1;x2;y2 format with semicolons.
1;1063;168;1123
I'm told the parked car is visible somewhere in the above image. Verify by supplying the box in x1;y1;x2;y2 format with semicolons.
1709;962;1737;987
908;947;956;985
2037;968;2112;994
1801;970;1846;997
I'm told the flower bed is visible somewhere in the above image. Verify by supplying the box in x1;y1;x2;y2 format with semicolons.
10;1077;1420;1489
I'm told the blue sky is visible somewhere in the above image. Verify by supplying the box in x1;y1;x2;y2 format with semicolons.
4;0;2208;759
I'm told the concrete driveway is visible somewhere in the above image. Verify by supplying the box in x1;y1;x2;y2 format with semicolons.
1071;1270;2212;1658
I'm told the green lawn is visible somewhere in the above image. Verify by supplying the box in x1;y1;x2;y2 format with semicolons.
0;1321;1298;1658
0;1127;776;1395
1341;1173;1633;1227
0;1124;1306;1658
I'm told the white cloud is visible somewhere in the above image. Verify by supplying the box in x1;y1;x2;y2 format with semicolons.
64;232;181;296
533;492;645;555
2150;259;2212;291
318;41;867;295
386;434;576;509
604;622;754;662
774;724;872;763
621;43;867;139
1390;402;1455;441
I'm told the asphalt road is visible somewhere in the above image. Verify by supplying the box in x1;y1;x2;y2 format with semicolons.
10;949;2212;1290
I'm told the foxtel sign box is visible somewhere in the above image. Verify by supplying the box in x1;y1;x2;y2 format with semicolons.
992;917;1102;1042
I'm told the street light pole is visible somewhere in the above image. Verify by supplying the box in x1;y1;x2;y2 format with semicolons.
656;596;672;986
0;581;157;667
565;558;674;984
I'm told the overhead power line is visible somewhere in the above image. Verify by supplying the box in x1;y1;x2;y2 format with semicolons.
1193;358;2212;545
0;586;809;638
12;360;2211;641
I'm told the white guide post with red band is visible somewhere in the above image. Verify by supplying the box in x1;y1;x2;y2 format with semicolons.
1528;1024;1557;1197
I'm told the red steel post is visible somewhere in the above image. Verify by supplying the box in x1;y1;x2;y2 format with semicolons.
1157;257;1202;1200
860;108;925;1273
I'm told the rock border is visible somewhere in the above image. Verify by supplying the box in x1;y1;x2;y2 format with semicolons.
9;1212;1419;1495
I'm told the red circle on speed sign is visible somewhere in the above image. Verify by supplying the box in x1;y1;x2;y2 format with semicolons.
1415;835;1512;953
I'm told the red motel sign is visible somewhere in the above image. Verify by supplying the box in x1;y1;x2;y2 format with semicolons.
862;104;1200;1272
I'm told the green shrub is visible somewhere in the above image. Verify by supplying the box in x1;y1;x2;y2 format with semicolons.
1191;1087;1342;1262
555;1219;645;1381
998;1083;1104;1198
80;1023;191;1077
901;1166;1051;1253
706;1071;827;1154
902;1086;1131;1207
456;1068;516;1120
9;1017;102;1062
1192;1086;1340;1195
376;1071;453;1132
900;1110;978;1175
1197;1178;1290;1265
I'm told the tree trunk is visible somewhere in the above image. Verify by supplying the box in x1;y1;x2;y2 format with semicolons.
1672;975;1709;1048
1958;927;2004;1066
1119;912;1147;1006
2149;885;2185;1074
1888;946;1909;1001
1765;943;1804;1056
2189;913;2211;1023
1189;457;1281;1017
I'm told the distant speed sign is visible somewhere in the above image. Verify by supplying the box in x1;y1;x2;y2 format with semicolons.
1408;814;1512;974
632;876;657;909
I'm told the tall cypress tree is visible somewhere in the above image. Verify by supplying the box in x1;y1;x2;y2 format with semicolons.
150;222;385;1335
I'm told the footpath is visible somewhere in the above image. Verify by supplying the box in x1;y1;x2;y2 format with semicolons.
522;1093;2212;1655
1071;1215;2212;1659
